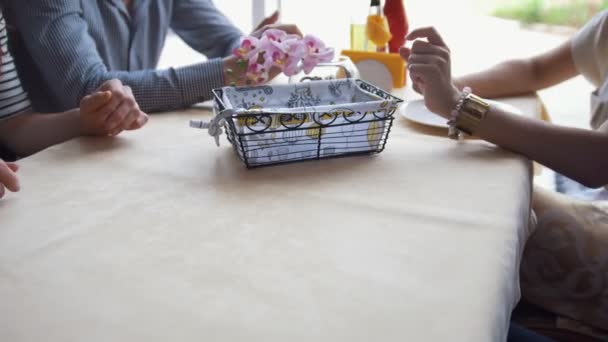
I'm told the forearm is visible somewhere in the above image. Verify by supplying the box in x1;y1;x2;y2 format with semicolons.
0;110;81;158
404;29;597;184
455;41;578;98
75;60;226;113
454;59;539;98
477;107;608;188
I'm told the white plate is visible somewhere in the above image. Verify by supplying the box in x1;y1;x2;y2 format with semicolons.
400;99;522;128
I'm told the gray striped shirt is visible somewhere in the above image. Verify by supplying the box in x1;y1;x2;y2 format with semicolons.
0;10;30;121
4;0;243;113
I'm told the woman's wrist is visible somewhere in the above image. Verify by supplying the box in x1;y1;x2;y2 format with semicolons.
69;108;92;137
440;86;463;118
452;78;464;91
448;88;491;138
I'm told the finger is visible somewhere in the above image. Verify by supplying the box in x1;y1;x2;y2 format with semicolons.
0;184;4;199
110;85;142;134
97;79;124;93
283;24;302;37
94;84;130;121
408;54;448;68
256;10;279;30
409;71;426;92
0;161;20;192
123;85;133;97
94;95;124;121
268;10;280;23
117;85;143;131
121;85;138;111
408;63;440;90
406;27;447;47
269;24;302;37
111;108;139;136
80;91;112;113
105;99;134;134
408;63;441;75
410;40;450;59
127;112;149;130
7;162;19;173
399;46;410;60
412;82;422;94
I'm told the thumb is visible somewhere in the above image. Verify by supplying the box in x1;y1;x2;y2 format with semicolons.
7;162;19;173
412;81;423;95
127;112;149;130
80;91;112;113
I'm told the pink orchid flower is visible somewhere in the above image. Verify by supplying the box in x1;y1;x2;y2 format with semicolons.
282;41;306;76
301;35;335;74
232;36;261;64
261;29;294;44
246;63;269;84
261;35;306;76
232;30;334;85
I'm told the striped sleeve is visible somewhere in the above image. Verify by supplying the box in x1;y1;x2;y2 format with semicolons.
171;0;243;58
0;11;31;121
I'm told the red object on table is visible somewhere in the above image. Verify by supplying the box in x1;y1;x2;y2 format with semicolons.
383;0;409;53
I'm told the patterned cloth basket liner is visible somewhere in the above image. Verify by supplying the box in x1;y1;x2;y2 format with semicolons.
211;78;403;168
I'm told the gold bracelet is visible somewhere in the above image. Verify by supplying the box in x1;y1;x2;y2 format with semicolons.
454;93;490;135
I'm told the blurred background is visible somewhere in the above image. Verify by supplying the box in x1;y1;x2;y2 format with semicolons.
160;0;605;126
159;0;607;188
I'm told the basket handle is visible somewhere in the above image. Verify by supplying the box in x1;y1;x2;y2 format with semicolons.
211;88;229;110
189;108;234;147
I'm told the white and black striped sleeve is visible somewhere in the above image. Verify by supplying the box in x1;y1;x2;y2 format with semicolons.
0;11;31;122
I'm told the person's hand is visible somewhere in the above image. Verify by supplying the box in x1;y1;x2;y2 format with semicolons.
250;11;303;39
228;13;304;86
79;79;149;137
400;27;461;118
0;160;19;199
253;10;280;31
222;55;282;86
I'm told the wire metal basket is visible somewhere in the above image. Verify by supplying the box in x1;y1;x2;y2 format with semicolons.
195;79;403;168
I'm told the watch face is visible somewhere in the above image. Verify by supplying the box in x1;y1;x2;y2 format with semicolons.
355;60;392;92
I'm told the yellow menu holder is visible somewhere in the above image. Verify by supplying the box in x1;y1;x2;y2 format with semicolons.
341;50;407;89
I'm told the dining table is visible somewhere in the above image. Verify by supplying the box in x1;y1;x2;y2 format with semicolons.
0;88;542;342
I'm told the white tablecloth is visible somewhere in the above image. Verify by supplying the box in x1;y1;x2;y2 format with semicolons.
0;95;539;342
